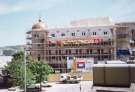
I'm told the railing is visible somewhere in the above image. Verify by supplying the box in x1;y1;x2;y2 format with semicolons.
26;35;32;39
48;45;115;49
45;53;113;56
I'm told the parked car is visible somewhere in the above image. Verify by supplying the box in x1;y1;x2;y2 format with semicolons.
60;74;70;83
34;81;53;88
41;81;53;87
27;84;40;92
8;86;24;92
60;74;82;83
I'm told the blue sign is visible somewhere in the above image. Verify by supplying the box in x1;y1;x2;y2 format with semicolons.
117;49;131;56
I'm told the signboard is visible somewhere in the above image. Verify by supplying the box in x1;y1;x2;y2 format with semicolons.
117;49;131;56
67;57;94;72
77;58;94;72
67;56;74;69
77;61;85;69
85;58;94;71
67;56;94;71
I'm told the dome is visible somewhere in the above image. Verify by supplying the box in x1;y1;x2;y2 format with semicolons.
32;19;47;30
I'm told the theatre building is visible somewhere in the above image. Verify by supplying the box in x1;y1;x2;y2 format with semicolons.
26;17;118;72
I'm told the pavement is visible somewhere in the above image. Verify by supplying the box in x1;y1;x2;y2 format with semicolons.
44;81;135;92
0;89;8;92
43;81;92;92
0;81;135;92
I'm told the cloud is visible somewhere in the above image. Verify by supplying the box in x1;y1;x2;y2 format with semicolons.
106;0;135;21
0;2;28;15
0;0;65;15
0;3;20;14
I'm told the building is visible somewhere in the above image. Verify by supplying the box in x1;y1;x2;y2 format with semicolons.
26;18;116;72
26;17;135;72
70;17;113;27
115;22;135;61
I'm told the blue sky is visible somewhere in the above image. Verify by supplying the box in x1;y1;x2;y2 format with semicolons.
0;0;135;47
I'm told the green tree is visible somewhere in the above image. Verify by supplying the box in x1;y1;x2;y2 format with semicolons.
12;51;24;61
4;52;53;90
4;51;25;88
28;60;53;90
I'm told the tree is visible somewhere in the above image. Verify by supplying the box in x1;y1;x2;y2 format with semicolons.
4;52;54;90
4;51;25;88
28;60;54;91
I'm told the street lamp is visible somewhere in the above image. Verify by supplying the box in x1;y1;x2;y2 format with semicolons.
24;48;27;92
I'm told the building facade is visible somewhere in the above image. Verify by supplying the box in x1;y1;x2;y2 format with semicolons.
26;18;135;72
115;22;135;61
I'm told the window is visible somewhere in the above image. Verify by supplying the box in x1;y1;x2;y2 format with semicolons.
59;56;61;61
51;34;55;37
101;49;104;54
37;44;40;47
61;33;65;36
52;56;55;60
71;33;75;36
34;34;36;37
49;50;51;54
93;32;96;35
104;32;108;35
131;29;135;40
79;49;82;54
82;32;85;36
131;29;134;35
34;34;39;38
69;50;71;54
56;50;58;54
98;49;100;54
66;50;68;54
59;50;61;54
87;49;89;54
90;49;92;54
41;39;44;43
62;56;66;60
38;54;40;61
76;49;78;54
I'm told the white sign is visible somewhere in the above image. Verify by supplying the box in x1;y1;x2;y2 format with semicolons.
67;56;74;69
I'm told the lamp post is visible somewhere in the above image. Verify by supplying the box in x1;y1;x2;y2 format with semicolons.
24;48;27;92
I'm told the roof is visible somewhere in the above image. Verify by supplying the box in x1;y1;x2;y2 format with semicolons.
32;19;47;30
70;17;114;27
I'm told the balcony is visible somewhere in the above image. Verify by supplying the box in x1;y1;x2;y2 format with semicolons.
26;41;32;45
26;36;32;39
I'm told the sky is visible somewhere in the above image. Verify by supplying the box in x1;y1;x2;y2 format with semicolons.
0;0;135;47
